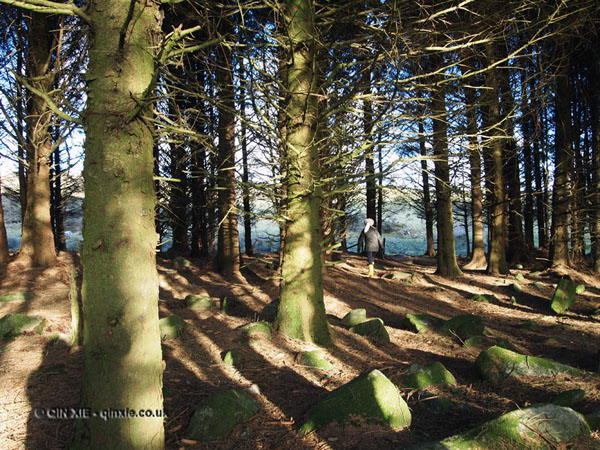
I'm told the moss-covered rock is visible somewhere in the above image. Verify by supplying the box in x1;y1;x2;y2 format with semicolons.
386;272;412;281
299;350;333;371
241;321;271;340
575;284;586;294
403;362;457;389
551;279;577;314
341;308;367;326
0;292;35;303
511;282;522;292
159;315;187;339
173;256;192;268
514;273;524;281
417;404;589;449
0;314;45;339
185;294;216;311
469;293;498;304
298;369;411;435
440;314;484;340
551;389;586;407
350;318;390;343
403;314;444;334
221;349;241;367
475;346;586;382
532;281;543;290
185;389;259;441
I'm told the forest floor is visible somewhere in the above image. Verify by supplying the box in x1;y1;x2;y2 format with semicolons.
2;250;600;449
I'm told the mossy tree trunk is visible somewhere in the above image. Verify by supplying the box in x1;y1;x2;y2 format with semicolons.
430;56;462;278
216;37;241;276
16;11;57;267
549;43;573;269
275;0;332;346
72;0;165;447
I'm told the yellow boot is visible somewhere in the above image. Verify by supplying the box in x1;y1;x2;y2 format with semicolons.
368;263;374;279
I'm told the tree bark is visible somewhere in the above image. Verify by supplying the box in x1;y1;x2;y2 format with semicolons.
484;45;509;275
431;56;462;278
71;0;165;447
215;38;241;275
463;85;486;270
418;117;436;257
549;44;572;268
275;0;332;345
0;175;9;264
16;11;57;267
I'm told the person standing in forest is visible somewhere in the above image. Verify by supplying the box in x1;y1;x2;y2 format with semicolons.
357;218;383;279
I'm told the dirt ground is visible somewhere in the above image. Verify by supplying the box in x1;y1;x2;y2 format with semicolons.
1;250;600;449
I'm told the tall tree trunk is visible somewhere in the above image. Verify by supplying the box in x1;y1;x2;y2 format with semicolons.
418;117;436;257
570;78;585;262
521;70;535;248
51;146;66;251
16;11;57;267
190;64;210;257
591;48;600;273
463;85;486;270
275;0;332;345
168;98;189;255
71;0;165;447
549;44;573;268
497;44;527;264
484;45;509;275
215;38;240;275
0;175;9;264
364;92;376;225
239;62;253;257
431;56;462;277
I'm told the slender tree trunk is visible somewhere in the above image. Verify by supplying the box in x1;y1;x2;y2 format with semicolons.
364;89;376;225
549;44;573;268
51;146;67;251
418;117;436;257
0;175;9;264
239;63;253;256
430;56;462;278
497;45;527;264
484;45;509;275
215;39;240;275
168;100;189;255
377;141;383;236
71;1;165;447
16;11;57;267
275;0;332;345
463;86;486;269
521;72;535;248
571;80;585;262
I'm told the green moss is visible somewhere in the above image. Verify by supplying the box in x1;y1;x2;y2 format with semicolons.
0;314;45;339
185;389;259;441
511;282;522;292
551;279;577;314
185;295;216;311
300;350;333;371
340;309;367;326
241;321;271;340
298;369;411;435
441;314;484;340
514;273;524;281
475;346;586;382
552;389;586;407
437;404;589;449
404;362;457;389
0;292;35;303
403;314;444;334
173;256;192;268
159;315;186;339
221;349;241;367
575;284;585;294
350;318;390;343
470;294;498;303
532;281;543;290
386;272;412;281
